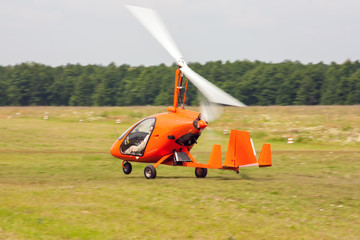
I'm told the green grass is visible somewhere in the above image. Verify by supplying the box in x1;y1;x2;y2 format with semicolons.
0;106;359;239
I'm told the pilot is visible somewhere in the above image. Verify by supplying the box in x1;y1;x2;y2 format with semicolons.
124;133;150;155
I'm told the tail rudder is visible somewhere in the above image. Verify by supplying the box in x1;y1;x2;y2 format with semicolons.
258;143;272;167
223;130;257;167
207;144;222;169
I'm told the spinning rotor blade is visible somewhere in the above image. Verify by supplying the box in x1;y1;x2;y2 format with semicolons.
181;65;246;107
126;5;183;65
126;5;246;107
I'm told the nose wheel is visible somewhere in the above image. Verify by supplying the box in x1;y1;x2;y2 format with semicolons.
122;161;132;175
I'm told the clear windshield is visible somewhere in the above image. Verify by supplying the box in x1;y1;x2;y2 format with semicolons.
120;118;155;156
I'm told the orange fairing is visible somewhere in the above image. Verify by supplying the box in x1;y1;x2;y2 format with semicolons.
197;120;208;129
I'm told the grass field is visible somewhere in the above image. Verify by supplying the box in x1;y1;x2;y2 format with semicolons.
0;106;359;239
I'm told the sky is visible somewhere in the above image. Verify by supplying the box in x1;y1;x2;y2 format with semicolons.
1;0;360;67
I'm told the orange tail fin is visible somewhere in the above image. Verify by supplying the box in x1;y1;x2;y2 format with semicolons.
223;130;257;167
258;143;272;167
207;144;222;169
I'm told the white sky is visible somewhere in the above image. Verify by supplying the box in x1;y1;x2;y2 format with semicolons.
1;0;360;66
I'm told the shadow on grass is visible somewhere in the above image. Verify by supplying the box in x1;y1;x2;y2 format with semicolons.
123;175;275;181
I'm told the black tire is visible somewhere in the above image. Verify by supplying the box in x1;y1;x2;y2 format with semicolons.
144;165;157;179
123;162;132;175
195;167;207;178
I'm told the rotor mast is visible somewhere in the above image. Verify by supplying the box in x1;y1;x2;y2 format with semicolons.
170;68;189;112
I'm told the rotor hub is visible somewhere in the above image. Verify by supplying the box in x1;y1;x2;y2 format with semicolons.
177;58;186;67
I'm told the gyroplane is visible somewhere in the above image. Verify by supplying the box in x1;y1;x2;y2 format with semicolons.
110;5;272;179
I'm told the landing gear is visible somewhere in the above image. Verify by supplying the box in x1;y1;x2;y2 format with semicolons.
122;161;132;175
144;165;157;179
195;167;207;178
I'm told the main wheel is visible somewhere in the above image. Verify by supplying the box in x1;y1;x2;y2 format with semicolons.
144;165;157;179
123;161;132;175
195;167;207;178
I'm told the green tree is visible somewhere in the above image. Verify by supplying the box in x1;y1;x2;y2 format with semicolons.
69;74;94;106
346;69;360;104
93;63;120;106
1;60;359;106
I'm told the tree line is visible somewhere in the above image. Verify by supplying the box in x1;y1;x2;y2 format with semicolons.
0;60;359;106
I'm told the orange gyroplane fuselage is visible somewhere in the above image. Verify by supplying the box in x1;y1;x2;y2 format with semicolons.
110;107;206;165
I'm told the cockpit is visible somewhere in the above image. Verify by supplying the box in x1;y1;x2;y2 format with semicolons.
120;118;155;156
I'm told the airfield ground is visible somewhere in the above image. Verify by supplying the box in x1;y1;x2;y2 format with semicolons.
0;106;359;239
